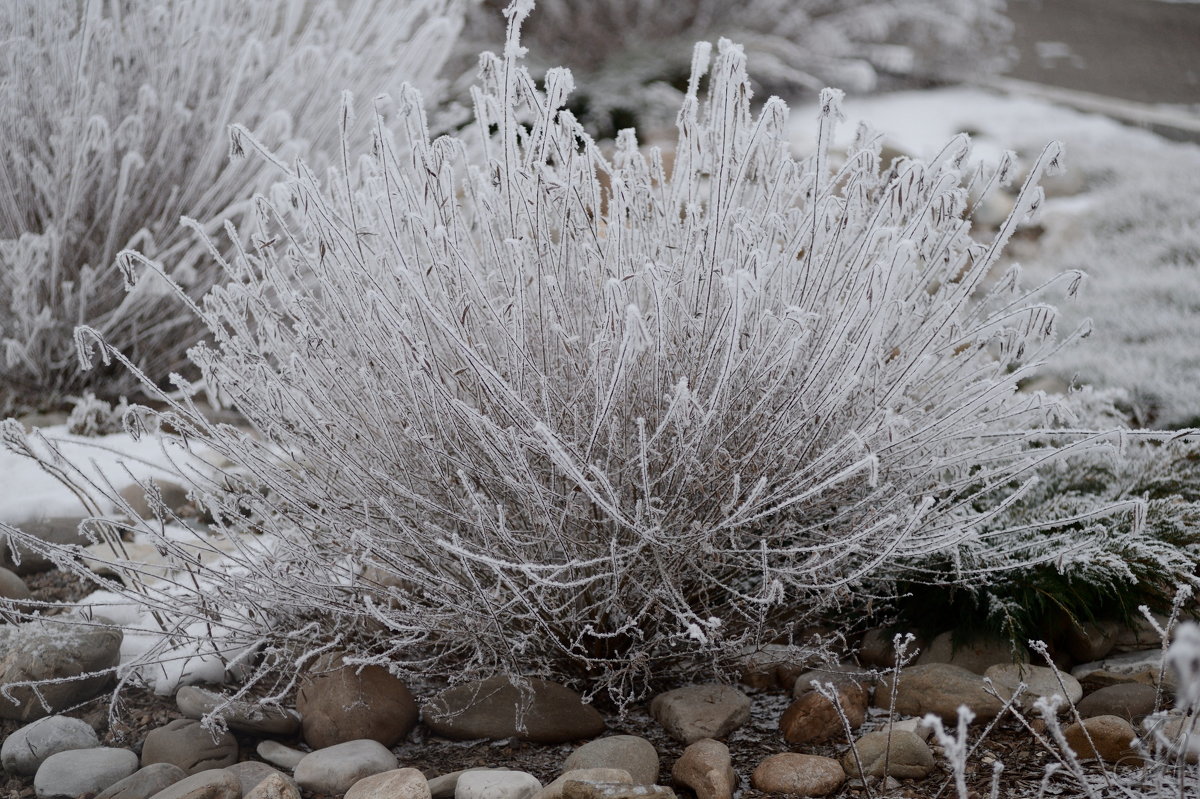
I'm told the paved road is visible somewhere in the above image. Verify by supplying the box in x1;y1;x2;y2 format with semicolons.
1005;0;1200;105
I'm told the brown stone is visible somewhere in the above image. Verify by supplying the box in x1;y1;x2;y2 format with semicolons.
916;631;1027;674
779;681;867;745
563;736;659;785
533;770;632;799
1077;683;1160;721
422;676;604;744
245;772;302;799
739;645;811;691
1062;715;1141;764
224;761;297;795
140;719;237;774
1064;620;1121;663
119;480;193;518
874;663;1005;721
649;684;750;744
1;517;91;575
751;753;845;796
95;764;187;799
0;566;32;606
145;769;241;799
345;768;431;799
297;654;419;749
840;730;934;779
857;629;926;669
983;663;1083;711
0;622;121;721
671;738;735;799
1112;614;1168;653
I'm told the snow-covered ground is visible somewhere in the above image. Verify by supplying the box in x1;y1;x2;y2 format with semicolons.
0;424;216;523
792;86;1200;427
0;425;256;692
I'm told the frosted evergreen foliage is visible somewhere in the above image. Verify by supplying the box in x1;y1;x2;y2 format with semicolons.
884;388;1200;645
0;0;462;414
1;7;1122;704
461;0;1011;135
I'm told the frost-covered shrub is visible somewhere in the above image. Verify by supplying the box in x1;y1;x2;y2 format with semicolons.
459;0;1011;136
2;5;1118;705
886;388;1200;648
0;0;462;415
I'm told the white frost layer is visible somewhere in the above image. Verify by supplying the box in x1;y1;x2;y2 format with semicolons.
789;85;1140;164
0;425;217;524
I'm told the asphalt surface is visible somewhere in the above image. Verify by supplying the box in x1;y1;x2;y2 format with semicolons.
1004;0;1200;105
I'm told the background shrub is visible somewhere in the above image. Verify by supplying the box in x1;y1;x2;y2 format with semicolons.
4;5;1122;705
0;0;463;415
458;0;1011;137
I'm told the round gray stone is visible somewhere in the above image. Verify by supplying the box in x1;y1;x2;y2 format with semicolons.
1;715;99;775
256;739;307;771
563;735;659;785
95;763;188;799
841;730;934;779
430;769;512;799
1077;682;1160;721
0;566;32;603
456;770;542;799
874;663;1005;721
0;621;122;721
649;685;751;744
916;631;1027;674
33;747;138;799
1;518;91;576
293;739;399;795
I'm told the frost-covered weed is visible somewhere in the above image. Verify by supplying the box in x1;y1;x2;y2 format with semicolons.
1;4;1131;704
0;0;462;415
459;0;1011;136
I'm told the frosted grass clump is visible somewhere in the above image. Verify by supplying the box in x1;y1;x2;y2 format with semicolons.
0;0;463;415
1;4;1126;705
460;0;1011;136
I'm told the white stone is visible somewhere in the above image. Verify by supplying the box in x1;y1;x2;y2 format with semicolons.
34;747;138;799
293;739;399;796
429;768;512;799
1;715;99;775
257;739;307;770
1072;649;1175;690
456;769;543;799
534;769;632;799
874;717;934;741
